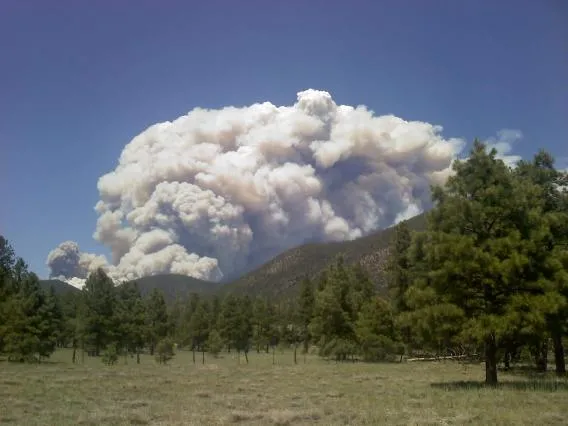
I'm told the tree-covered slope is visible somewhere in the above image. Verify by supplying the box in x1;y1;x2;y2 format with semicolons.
128;274;223;303
221;212;427;299
39;279;81;295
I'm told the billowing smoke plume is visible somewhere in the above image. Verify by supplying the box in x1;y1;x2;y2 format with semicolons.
47;89;522;288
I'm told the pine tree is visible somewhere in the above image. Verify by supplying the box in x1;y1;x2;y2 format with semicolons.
167;295;184;342
515;150;568;375
115;281;146;363
409;141;561;385
234;296;253;363
207;329;224;358
3;268;59;362
297;277;315;354
38;287;63;359
0;236;17;353
145;288;169;356
218;294;239;353
387;221;413;313
79;268;117;356
59;291;81;362
355;297;402;361
189;300;210;363
310;259;357;361
252;297;276;353
179;292;201;348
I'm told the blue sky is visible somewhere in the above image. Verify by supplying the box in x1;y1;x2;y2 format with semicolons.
1;0;567;278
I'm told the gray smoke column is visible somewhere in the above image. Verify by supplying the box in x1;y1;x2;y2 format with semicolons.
46;89;523;287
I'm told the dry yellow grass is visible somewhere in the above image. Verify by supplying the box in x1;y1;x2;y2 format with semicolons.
1;348;567;425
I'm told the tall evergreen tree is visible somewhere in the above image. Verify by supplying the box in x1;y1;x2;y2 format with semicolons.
3;268;59;362
79;268;117;356
297;276;315;354
387;221;413;313
252;297;270;353
115;281;146;363
515;150;568;375
189;300;210;363
409;141;561;385
0;236;17;353
234;296;253;363
355;296;401;361
144;288;169;355
218;294;239;353
310;258;357;361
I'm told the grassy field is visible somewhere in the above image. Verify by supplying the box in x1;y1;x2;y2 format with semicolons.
1;349;567;425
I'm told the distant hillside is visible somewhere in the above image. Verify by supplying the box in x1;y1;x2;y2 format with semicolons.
37;213;427;303
39;279;81;295
221;213;428;299
128;274;223;303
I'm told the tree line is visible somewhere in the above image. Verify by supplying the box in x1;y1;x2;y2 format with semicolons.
1;141;566;386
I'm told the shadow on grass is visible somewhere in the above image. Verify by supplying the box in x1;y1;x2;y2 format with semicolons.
431;380;568;392
501;365;567;381
0;358;65;365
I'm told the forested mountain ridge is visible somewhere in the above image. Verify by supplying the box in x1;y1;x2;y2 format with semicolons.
220;212;427;299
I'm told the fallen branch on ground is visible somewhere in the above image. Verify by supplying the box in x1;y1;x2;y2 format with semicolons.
406;355;468;362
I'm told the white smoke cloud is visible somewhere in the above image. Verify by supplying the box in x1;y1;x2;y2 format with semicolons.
46;89;522;287
485;128;523;167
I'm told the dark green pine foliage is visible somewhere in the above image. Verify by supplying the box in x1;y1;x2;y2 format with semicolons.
348;263;375;317
514;150;568;374
144;288;169;356
297;276;315;354
409;140;560;385
217;294;239;353
310;257;358;361
189;300;210;363
115;281;146;362
0;236;17;353
80;268;117;356
179;292;201;348
396;231;464;355
387;221;413;313
3;265;60;362
234;296;253;363
355;296;402;362
252;297;273;353
59;291;81;362
167;295;184;342
39;287;64;357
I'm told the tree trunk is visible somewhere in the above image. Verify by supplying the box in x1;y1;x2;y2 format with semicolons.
552;331;565;376
503;351;511;371
272;346;275;365
202;349;205;364
266;344;269;353
192;347;196;364
244;350;249;364
293;344;297;365
532;340;548;372
484;336;498;386
72;347;76;364
136;350;140;364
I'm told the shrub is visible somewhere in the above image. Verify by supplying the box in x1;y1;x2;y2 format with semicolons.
102;344;119;366
207;330;224;358
155;338;175;364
